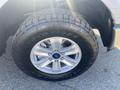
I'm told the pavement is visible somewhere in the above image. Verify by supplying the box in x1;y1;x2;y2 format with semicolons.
0;30;120;90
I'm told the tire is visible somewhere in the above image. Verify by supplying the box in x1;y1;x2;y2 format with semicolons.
12;8;99;81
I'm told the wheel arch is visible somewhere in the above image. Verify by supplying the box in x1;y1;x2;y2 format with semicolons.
69;0;115;50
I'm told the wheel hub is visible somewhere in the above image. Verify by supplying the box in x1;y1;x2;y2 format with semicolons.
52;53;61;59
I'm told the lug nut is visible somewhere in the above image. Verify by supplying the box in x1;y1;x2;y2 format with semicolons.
48;53;52;56
61;57;64;60
49;58;52;60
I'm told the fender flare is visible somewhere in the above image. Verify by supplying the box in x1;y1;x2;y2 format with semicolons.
69;0;115;50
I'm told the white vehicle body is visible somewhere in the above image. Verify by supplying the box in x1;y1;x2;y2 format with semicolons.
0;0;119;24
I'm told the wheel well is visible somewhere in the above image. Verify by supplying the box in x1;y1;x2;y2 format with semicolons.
69;0;115;49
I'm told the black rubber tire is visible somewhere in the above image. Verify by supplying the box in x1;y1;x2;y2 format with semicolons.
12;8;99;81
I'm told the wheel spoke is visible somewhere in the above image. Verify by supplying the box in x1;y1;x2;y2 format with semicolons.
52;60;61;71
50;39;63;50
62;57;76;67
33;49;49;56
33;45;52;56
61;45;79;56
35;58;51;68
37;45;52;53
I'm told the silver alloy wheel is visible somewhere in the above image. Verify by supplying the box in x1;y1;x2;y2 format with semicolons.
30;37;82;74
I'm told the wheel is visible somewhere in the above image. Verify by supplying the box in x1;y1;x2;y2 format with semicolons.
12;8;99;81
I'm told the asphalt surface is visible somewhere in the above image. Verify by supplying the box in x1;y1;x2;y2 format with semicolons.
0;31;120;90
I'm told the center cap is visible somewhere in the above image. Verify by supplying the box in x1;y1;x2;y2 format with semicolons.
52;53;61;59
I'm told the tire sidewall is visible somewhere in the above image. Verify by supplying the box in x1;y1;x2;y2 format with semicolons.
12;23;97;81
